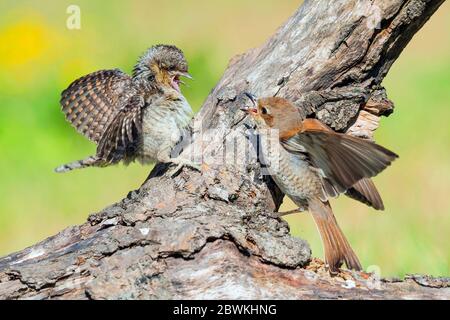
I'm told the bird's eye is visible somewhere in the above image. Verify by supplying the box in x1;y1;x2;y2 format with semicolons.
261;107;269;115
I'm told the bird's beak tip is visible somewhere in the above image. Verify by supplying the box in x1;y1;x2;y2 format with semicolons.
182;72;193;80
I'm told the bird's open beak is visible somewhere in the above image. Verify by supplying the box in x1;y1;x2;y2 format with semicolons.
240;92;257;112
170;71;193;90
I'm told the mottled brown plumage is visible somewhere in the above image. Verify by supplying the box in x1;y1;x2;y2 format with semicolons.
56;45;195;173
60;69;133;143
243;96;398;273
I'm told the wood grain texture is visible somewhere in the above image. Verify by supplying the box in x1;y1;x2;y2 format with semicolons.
0;0;448;299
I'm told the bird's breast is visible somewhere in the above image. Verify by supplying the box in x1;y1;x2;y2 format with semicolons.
139;96;192;162
259;133;322;204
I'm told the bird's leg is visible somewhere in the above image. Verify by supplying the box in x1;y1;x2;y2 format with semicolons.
275;207;306;217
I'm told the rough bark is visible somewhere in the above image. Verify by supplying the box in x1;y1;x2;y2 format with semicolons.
0;0;448;300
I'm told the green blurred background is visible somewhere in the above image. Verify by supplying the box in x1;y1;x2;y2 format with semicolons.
0;0;448;277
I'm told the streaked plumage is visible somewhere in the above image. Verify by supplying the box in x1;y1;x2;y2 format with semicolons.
56;45;193;172
243;96;398;273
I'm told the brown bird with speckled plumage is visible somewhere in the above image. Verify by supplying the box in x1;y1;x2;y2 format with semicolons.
242;95;398;273
55;44;196;173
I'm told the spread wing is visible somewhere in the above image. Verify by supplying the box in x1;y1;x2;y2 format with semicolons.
282;119;398;197
97;95;145;164
60;69;133;143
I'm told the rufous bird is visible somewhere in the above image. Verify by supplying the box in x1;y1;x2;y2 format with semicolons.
55;44;197;174
242;95;398;273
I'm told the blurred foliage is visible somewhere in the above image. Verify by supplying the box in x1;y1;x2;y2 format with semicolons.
0;0;448;277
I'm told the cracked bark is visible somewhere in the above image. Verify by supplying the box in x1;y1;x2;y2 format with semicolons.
0;0;449;300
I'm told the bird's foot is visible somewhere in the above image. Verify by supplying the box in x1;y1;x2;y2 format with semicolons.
167;158;201;177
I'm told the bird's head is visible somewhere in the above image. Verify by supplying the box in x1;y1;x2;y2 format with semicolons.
133;44;192;92
241;94;302;138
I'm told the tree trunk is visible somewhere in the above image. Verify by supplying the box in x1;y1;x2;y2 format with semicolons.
0;0;448;300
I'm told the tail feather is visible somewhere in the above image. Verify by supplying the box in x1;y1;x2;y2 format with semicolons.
54;156;104;173
346;178;384;210
308;198;362;273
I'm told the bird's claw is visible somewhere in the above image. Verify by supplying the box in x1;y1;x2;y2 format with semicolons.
168;160;201;177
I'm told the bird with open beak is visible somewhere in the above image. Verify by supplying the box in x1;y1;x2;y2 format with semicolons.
241;94;398;273
56;44;196;174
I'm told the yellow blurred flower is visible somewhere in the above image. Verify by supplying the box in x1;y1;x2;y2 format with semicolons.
0;18;51;68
